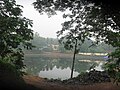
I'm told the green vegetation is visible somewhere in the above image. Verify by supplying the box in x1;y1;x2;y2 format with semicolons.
30;32;58;52
0;0;33;75
25;32;114;53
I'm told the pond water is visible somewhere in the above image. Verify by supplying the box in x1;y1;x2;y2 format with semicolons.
24;54;105;80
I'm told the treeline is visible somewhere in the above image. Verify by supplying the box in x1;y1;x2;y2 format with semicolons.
25;32;114;53
80;40;114;53
31;32;59;52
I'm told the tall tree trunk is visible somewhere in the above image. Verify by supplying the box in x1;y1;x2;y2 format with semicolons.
71;39;77;78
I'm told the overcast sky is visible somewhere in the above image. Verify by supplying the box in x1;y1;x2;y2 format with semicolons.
16;0;64;38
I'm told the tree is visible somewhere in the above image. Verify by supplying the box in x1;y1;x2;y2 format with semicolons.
33;0;120;24
0;0;33;75
84;0;120;28
56;6;91;78
33;0;120;81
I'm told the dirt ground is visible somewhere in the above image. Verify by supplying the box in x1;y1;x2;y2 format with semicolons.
23;75;120;90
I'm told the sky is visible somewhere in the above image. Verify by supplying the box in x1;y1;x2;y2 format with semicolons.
16;0;64;38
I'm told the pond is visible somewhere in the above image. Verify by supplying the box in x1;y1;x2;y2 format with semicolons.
24;54;105;80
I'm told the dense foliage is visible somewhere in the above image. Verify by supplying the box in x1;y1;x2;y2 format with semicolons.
0;0;33;75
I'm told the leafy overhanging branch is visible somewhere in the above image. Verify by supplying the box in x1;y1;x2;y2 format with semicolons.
0;0;33;75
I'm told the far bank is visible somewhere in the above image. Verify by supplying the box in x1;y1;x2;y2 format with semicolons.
24;51;107;61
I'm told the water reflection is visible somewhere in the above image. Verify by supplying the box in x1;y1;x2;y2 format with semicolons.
39;66;79;80
24;55;104;80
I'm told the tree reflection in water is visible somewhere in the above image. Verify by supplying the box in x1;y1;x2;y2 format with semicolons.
24;56;104;80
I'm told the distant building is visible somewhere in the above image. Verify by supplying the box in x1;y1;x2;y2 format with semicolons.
51;44;59;51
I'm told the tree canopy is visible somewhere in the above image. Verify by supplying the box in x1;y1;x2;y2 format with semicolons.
33;0;120;29
0;0;33;75
33;0;120;47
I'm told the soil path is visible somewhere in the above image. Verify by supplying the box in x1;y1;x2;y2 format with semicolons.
23;75;120;90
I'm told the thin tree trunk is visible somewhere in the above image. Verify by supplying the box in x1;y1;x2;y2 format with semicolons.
71;39;77;78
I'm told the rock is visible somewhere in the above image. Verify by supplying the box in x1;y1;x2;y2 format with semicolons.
62;70;111;85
